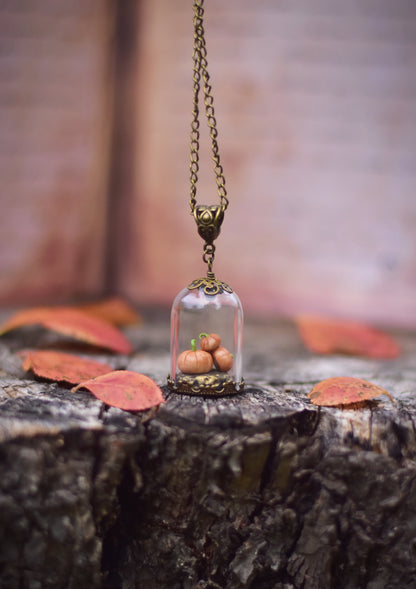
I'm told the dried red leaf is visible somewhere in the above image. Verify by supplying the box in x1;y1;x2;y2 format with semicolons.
72;370;165;411
0;307;132;354
296;315;400;359
308;376;394;406
77;297;141;327
21;350;113;385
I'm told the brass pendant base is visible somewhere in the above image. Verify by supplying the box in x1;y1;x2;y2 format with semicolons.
167;371;244;397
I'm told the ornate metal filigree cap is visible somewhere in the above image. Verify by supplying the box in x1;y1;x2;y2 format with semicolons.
188;271;233;296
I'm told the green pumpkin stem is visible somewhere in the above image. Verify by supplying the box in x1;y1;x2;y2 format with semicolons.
191;338;197;351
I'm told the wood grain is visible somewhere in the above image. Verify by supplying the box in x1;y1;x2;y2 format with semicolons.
1;312;415;588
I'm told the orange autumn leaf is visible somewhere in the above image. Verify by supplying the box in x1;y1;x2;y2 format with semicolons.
77;297;141;327
21;350;113;385
308;376;394;407
296;315;400;359
72;370;165;411
0;307;132;354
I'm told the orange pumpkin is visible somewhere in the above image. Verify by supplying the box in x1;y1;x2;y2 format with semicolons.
177;339;213;374
199;332;221;352
212;346;233;372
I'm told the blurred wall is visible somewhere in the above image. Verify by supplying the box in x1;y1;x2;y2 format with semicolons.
120;0;416;327
1;0;416;327
0;1;113;305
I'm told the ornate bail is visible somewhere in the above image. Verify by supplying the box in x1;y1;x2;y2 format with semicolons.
193;204;224;245
193;204;224;273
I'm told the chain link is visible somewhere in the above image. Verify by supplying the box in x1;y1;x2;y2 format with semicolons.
190;0;228;216
202;243;216;273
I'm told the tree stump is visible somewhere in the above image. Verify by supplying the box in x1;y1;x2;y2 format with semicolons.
1;313;416;589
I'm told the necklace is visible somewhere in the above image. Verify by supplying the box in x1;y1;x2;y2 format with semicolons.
167;0;244;397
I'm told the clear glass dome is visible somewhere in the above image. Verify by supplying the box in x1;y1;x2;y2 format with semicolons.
168;276;244;396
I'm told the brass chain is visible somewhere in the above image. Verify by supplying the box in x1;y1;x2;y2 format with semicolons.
190;0;228;216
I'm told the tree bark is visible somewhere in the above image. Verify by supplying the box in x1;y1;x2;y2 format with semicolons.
1;315;416;589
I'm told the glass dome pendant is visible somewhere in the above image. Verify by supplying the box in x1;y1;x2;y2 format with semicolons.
167;0;244;397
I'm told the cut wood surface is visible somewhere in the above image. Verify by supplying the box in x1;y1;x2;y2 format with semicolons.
0;311;416;589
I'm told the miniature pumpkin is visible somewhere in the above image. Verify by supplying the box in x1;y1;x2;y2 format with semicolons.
212;346;233;372
177;339;213;374
199;332;221;352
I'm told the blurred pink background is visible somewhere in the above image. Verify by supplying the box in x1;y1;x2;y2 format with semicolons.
1;0;416;327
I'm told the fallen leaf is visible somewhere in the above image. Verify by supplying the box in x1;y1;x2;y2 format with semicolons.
72;370;165;411
296;315;400;359
308;376;394;406
21;350;113;385
77;297;141;327
0;307;132;354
